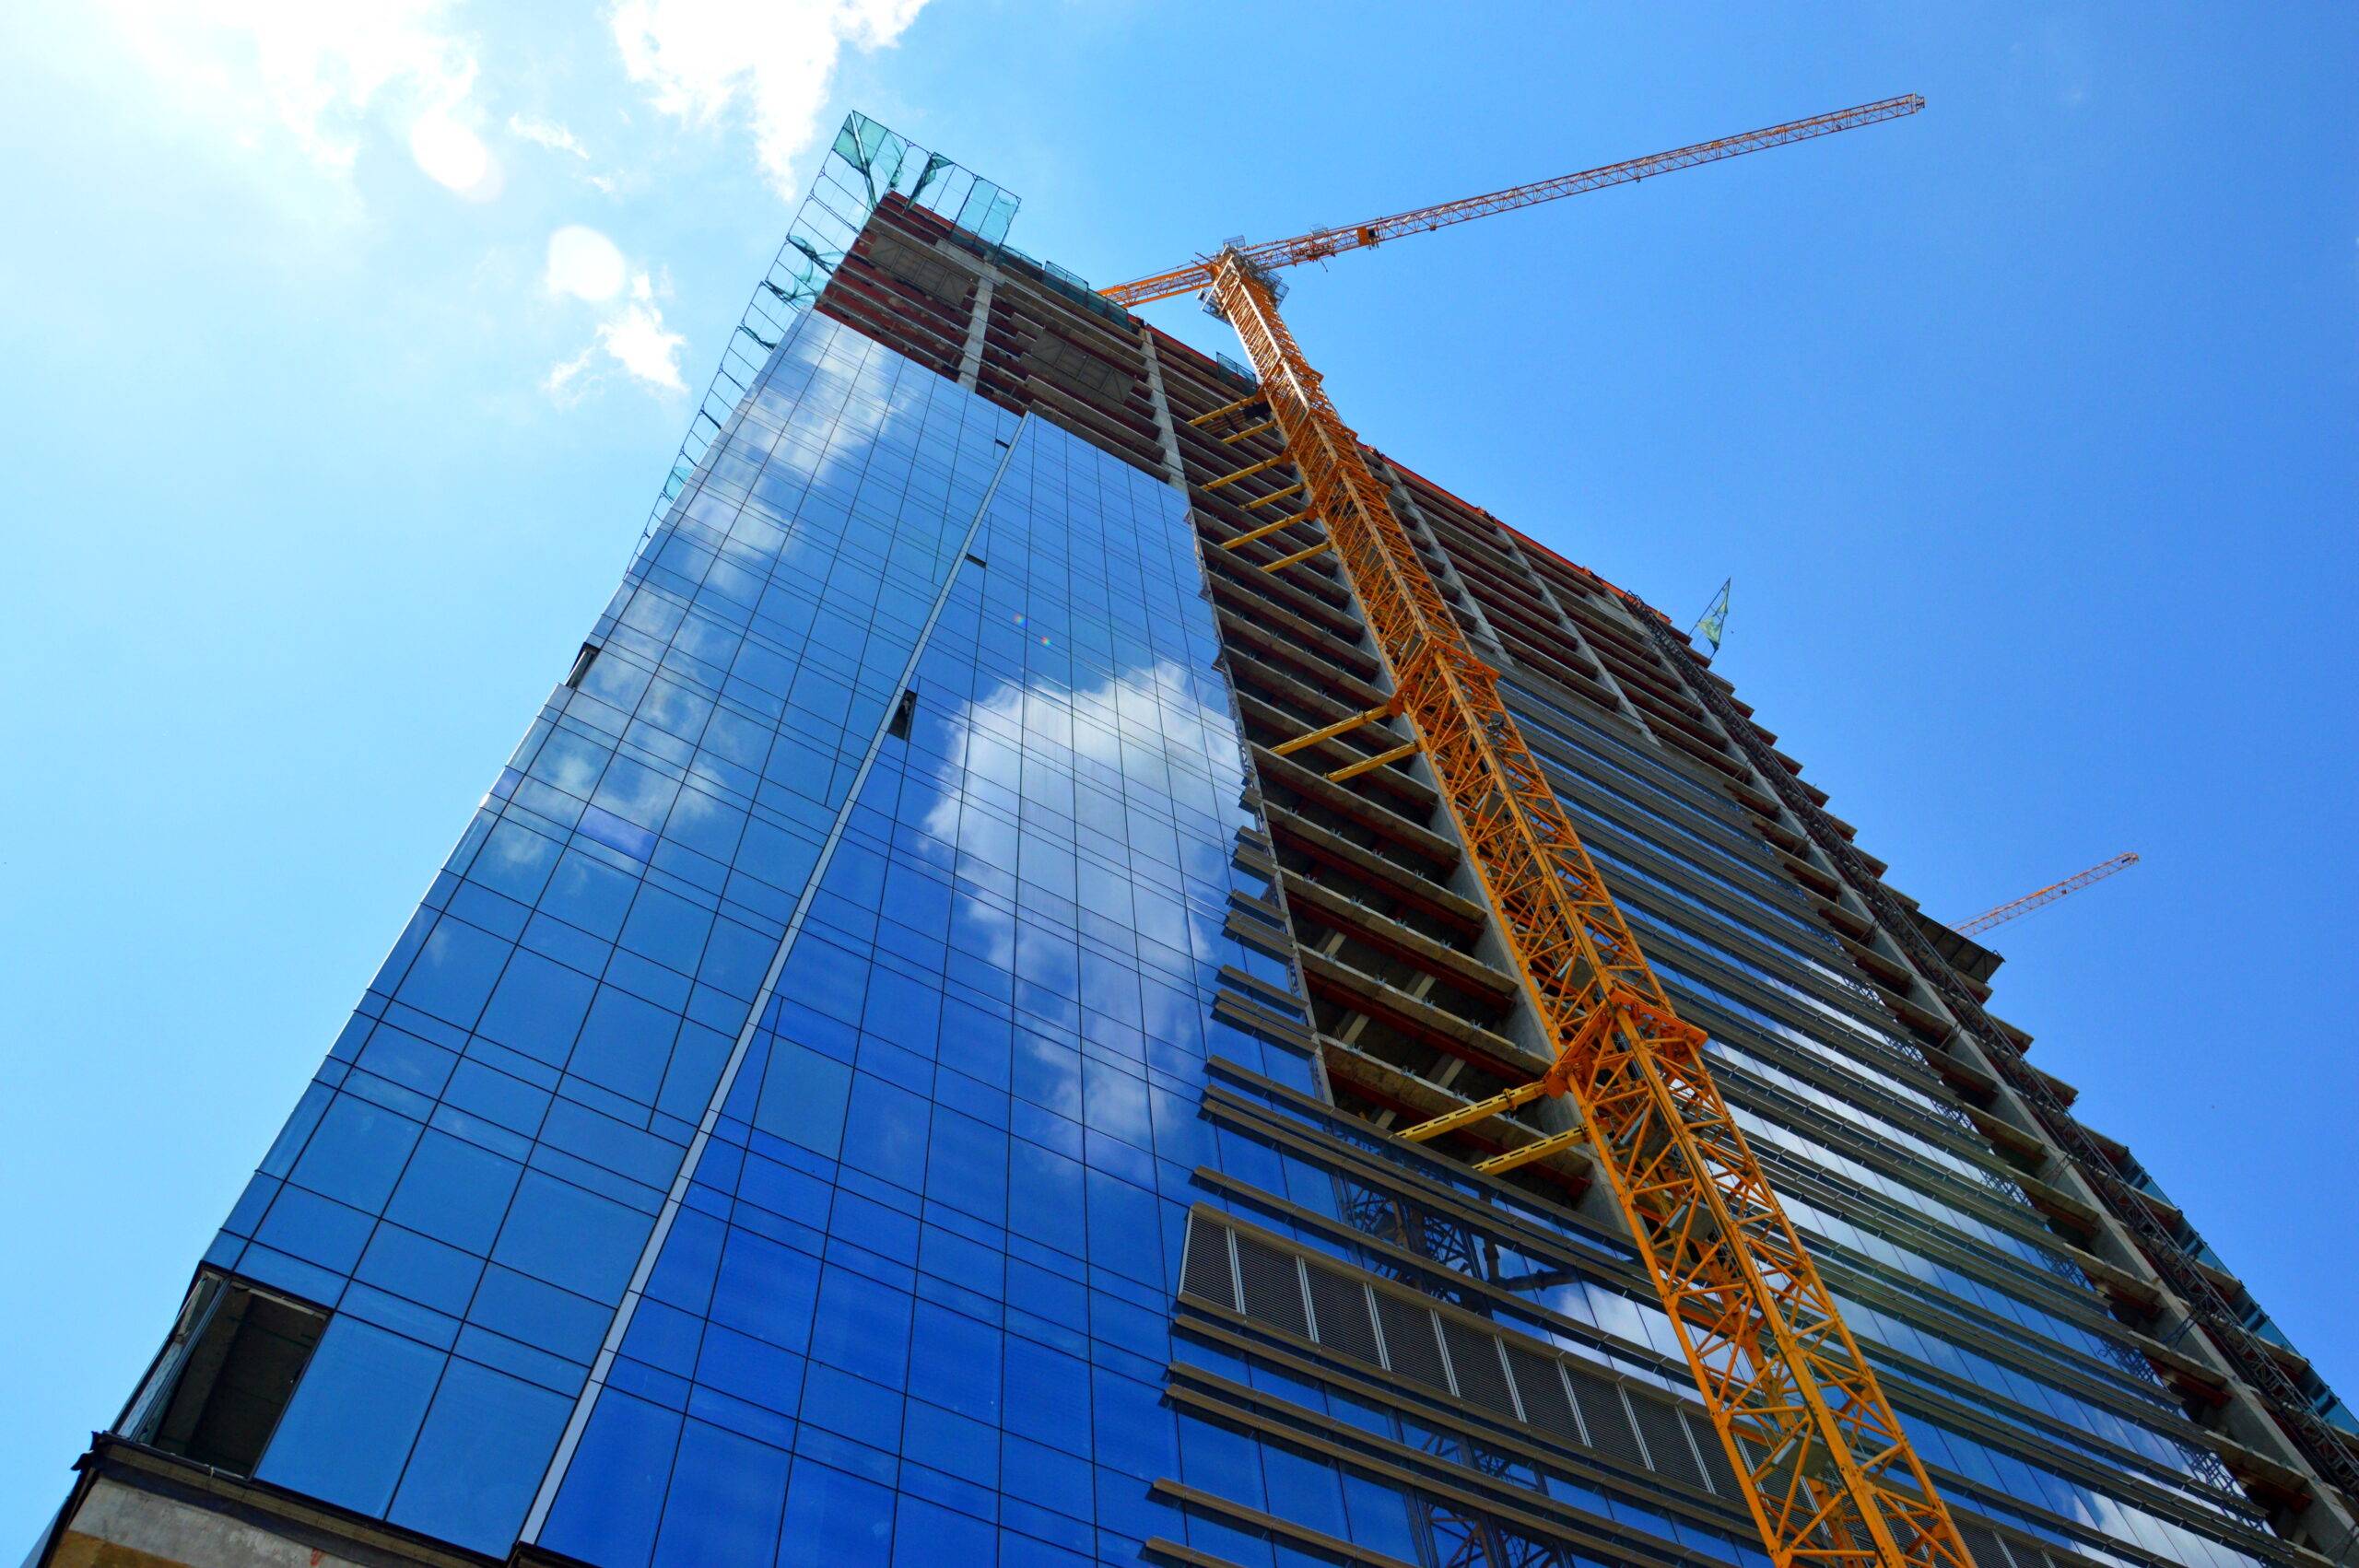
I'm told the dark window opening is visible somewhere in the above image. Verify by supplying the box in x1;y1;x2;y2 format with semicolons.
123;1272;328;1476
1027;334;1129;400
565;643;601;689
864;237;968;304
965;554;988;568
888;688;919;741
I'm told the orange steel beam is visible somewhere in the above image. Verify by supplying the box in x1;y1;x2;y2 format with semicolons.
1205;252;1970;1568
1953;852;2139;938
1103;96;1921;309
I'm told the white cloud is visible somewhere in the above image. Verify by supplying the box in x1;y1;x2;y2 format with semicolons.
543;229;687;397
598;300;688;392
100;0;480;177
926;657;1245;1011
410;111;499;197
609;0;932;193
508;112;589;158
546;225;628;301
542;346;599;407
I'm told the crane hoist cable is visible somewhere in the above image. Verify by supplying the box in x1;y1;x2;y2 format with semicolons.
1109;99;1981;1568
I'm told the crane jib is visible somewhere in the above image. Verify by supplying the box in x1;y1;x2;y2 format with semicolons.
1097;95;1921;309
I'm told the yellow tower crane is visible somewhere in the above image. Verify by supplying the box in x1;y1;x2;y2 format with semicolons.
1103;97;1975;1568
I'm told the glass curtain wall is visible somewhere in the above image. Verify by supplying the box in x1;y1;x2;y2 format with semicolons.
146;311;1291;1560
532;330;1320;1568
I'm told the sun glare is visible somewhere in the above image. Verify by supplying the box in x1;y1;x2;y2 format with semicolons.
546;225;628;301
409;113;499;199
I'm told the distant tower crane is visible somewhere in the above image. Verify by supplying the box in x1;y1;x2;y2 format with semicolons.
1954;852;2140;939
1103;98;1978;1568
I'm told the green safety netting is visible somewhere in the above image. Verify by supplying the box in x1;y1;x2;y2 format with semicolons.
645;112;1022;526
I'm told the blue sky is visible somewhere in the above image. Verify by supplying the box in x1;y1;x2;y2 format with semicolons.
3;0;2353;1543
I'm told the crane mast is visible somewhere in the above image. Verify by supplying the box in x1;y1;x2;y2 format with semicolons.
1121;99;1976;1568
1204;247;1969;1568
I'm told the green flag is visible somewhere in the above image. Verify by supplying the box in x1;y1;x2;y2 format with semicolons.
1691;579;1731;654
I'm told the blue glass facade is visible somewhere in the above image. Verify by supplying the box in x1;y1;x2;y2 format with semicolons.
526;321;1319;1567
136;310;1307;1562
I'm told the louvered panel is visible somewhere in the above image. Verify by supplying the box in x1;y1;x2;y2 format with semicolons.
1234;1234;1310;1339
1629;1393;1708;1491
1375;1293;1451;1392
1504;1347;1585;1448
1439;1318;1517;1420
1303;1262;1383;1367
1188;1222;1776;1512
1562;1362;1648;1470
1182;1216;1238;1311
1957;1524;2018;1568
1684;1410;1741;1499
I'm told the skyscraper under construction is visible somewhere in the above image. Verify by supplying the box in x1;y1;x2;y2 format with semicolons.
36;112;2357;1568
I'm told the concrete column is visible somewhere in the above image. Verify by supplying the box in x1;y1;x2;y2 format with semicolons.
957;275;995;392
1493;526;1658;744
1135;324;1188;490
